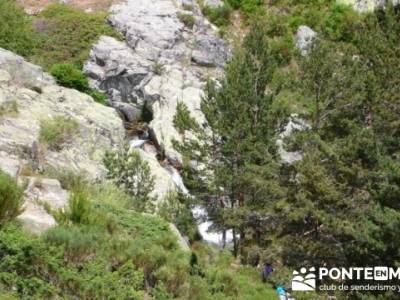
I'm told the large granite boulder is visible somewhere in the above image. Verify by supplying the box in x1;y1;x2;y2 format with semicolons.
85;0;229;167
0;47;126;233
0;48;125;180
295;25;317;56
17;177;69;235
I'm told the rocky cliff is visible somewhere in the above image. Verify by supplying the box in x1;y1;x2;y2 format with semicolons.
0;48;125;233
84;0;229;200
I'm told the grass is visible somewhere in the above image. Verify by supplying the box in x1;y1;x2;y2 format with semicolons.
32;3;122;69
178;12;196;29
39;116;79;151
0;171;280;298
0;170;24;227
0;101;18;118
0;0;37;57
202;3;233;27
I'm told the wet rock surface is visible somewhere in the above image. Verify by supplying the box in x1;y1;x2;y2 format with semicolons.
85;0;229;171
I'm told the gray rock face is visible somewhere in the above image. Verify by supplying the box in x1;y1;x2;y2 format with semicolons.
295;26;317;56
276;114;310;164
0;152;20;178
85;0;229;171
0;48;54;87
0;47;127;234
337;0;397;12
0;48;125;180
17;177;69;235
192;34;228;67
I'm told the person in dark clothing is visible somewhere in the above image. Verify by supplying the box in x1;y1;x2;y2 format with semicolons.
261;262;274;282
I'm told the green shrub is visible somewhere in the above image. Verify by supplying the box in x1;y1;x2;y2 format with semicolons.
226;0;265;18
103;145;155;212
323;4;360;42
87;89;108;105
50;63;108;104
202;3;232;27
178;13;196;28
43;225;102;262
158;192;200;242
68;189;93;225
50;63;89;92
0;171;23;227
173;101;200;134
270;34;294;66
0;0;37;57
33;3;122;68
39;116;79;150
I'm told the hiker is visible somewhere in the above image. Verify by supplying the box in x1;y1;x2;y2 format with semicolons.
275;285;296;300
276;285;286;300
261;262;274;282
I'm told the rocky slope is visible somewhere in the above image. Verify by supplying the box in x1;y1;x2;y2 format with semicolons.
84;0;229;201
0;48;125;233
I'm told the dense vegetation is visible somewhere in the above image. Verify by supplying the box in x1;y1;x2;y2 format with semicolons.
174;3;400;299
1;0;400;298
0;171;275;299
0;1;117;103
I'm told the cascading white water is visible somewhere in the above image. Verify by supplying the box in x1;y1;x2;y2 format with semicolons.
165;165;234;247
130;135;232;247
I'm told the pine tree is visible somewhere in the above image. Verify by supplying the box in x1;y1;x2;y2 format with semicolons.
174;19;284;257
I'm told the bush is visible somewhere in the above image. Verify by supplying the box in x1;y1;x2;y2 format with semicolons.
68;189;93;225
39;116;79;150
103;145;155;212
0;0;37;57
87;90;108;105
43;225;102;262
226;0;264;18
178;13;196;28
158;192;200;242
0;170;23;226
50;63;108;104
50;63;89;92
33;3;122;68
202;3;232;27
270;34;294;66
173;102;200;134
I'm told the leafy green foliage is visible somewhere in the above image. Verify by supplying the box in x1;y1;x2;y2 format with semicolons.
33;3;121;69
202;3;233;27
175;19;284;255
50;63;108;104
50;63;89;92
0;171;23;227
226;0;265;18
104;144;155;212
173;102;200;134
68;189;93;225
158;192;200;242
39;116;79;151
0;0;37;57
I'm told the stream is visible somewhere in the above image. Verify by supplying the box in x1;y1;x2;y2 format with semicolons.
130;136;232;247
